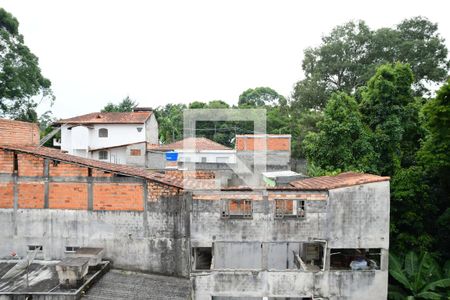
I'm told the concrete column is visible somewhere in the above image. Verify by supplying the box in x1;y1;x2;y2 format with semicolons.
44;159;50;208
143;180;149;237
87;168;93;211
12;152;18;235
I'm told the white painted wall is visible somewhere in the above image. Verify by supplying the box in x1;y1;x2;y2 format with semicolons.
90;147;127;164
60;118;157;165
88;124;146;149
177;150;236;164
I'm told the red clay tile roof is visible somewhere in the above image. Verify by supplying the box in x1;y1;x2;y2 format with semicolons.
0;144;182;188
289;172;389;190
55;111;152;125
149;137;232;151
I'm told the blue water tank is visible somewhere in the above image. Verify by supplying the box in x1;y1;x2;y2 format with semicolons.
165;151;178;161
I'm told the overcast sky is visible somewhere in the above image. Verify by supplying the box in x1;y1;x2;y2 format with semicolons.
2;0;450;118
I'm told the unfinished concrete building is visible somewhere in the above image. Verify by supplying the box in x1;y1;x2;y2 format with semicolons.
190;172;390;299
0;119;390;299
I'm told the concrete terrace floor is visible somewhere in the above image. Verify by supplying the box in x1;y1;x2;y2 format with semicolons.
83;269;190;299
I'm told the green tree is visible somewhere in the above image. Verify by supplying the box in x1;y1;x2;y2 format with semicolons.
389;251;450;299
0;8;53;121
101;96;137;112
238;87;287;107
154;103;186;143
292;17;449;110
360;63;416;175
417;79;450;260
303;92;377;175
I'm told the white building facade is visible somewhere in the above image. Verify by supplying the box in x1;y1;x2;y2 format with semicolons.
57;108;158;166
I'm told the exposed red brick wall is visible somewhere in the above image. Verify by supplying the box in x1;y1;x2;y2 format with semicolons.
0;150;14;174
92;169;113;177
18;182;45;208
236;135;291;151
49;183;88;210
18;154;44;176
0;119;39;146
49;162;88;177
0;183;13;208
166;170;215;180
148;181;181;202
93;183;143;211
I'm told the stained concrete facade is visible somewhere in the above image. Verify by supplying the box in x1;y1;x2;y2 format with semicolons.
0;195;190;277
190;181;390;299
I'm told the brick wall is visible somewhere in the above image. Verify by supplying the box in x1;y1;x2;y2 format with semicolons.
18;154;44;176
0;151;14;174
94;183;143;211
0;183;13;208
49;183;88;210
166;170;215;180
49;162;88;177
148;181;181;202
18;182;45;208
0;119;39;146
0;148;182;211
236;135;291;151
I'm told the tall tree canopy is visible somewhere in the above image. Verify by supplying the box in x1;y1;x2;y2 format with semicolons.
360;63;416;175
303;92;377;174
0;8;53;121
101;96;137;112
238;87;287;107
292;17;449;110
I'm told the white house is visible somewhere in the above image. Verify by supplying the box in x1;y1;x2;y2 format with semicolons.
147;137;236;170
55;108;158;166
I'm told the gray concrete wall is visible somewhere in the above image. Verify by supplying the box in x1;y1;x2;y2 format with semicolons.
145;114;159;145
326;181;390;249
191;194;328;246
147;151;166;169
192;270;388;300
0;196;190;277
125;142;146;167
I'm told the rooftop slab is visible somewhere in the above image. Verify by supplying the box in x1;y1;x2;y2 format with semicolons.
84;269;190;299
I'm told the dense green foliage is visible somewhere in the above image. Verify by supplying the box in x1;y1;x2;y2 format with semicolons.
101;96;137;112
303;92;377;174
0;8;53;121
389;251;450;299
155;88;292;147
360;63;418;175
292;17;449;111
238;87;286;107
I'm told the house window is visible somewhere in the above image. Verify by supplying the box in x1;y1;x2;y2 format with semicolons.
201;157;207;163
98;128;108;138
130;149;141;156
275;199;305;219
65;246;80;253
222;199;252;219
136;127;143;132
28;245;43;251
192;247;212;270
98;150;108;160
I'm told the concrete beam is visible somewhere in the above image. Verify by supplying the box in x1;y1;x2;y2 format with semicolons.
0;174;144;184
